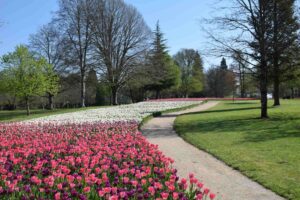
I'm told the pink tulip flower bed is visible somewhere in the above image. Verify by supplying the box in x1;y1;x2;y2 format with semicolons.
0;122;216;200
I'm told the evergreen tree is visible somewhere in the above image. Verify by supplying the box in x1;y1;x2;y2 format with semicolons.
269;0;299;106
220;57;228;70
146;22;180;98
191;51;205;94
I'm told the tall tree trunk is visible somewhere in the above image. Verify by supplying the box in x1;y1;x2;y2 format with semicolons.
241;84;245;98
260;64;268;119
291;87;295;99
240;68;246;98
48;93;54;110
272;1;280;107
129;87;135;103
25;97;30;116
112;86;118;105
273;74;280;106
155;90;160;99
238;63;244;98
259;1;268;119
81;74;86;107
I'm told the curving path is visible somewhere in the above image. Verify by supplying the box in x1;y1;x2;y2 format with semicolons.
141;101;284;200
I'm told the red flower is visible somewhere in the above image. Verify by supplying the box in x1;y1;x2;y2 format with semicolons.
83;186;90;193
209;193;216;200
161;192;169;200
204;188;210;194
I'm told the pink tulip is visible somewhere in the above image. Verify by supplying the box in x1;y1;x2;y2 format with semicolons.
148;186;155;196
161;192;169;200
54;192;61;200
173;192;179;199
83;186;90;193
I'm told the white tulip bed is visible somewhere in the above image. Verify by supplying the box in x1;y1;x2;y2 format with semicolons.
24;100;201;125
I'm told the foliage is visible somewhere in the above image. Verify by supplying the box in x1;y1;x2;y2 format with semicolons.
146;22;181;98
174;49;204;97
0;45;58;115
95;82;111;106
175;100;300;200
205;58;236;97
44;64;60;97
280;68;300;98
268;0;299;106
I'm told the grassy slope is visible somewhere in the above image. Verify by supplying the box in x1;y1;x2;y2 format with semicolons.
175;100;300;200
0;106;108;122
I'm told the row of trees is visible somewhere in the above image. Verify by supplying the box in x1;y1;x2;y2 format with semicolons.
0;0;205;114
1;0;300;119
206;0;300;118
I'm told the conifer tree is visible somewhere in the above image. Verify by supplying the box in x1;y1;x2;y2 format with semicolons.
269;0;299;106
220;57;228;70
191;51;205;94
146;22;180;98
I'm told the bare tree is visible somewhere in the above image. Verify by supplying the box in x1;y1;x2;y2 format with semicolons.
56;0;94;107
29;23;65;71
29;22;66;109
90;0;150;105
204;0;274;118
231;50;249;98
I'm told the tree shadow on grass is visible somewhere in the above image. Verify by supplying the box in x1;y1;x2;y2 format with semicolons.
227;102;258;105
185;106;261;116
177;110;300;143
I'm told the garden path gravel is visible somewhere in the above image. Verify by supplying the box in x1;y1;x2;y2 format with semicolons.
141;101;285;200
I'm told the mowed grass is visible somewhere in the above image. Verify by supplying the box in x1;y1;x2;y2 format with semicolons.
174;100;300;200
0;106;108;122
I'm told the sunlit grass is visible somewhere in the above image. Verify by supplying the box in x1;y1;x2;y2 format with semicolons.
175;100;300;200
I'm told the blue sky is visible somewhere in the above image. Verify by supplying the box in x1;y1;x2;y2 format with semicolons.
0;0;221;67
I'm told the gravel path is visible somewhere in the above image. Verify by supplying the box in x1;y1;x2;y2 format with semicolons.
141;101;284;200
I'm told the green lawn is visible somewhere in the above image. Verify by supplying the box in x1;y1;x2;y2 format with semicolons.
0;106;107;122
175;100;300;200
